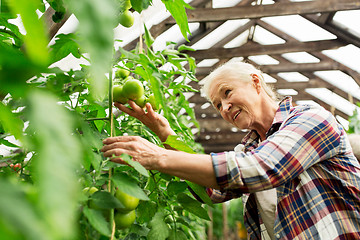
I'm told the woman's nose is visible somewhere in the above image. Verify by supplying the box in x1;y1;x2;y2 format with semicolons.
222;100;232;112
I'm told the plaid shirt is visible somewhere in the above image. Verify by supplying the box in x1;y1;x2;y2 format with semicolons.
207;97;360;240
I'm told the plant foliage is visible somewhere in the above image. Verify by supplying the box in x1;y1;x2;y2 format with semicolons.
0;0;211;239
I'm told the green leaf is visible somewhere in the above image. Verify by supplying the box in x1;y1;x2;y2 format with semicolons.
177;44;195;52
0;179;49;240
163;135;195;153
0;103;23;141
131;0;152;13
50;33;81;63
177;193;210;220
26;90;82;240
89;191;124;209
168;230;188;240
143;24;154;48
186;181;213;207
8;0;49;66
63;0;116;100
147;210;170;240
162;0;192;41
83;206;111;237
167;181;187;196
120;153;149;177
136;200;158;224
112;172;149;200
0;138;20;148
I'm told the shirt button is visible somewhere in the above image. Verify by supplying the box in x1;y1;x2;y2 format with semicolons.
276;233;281;238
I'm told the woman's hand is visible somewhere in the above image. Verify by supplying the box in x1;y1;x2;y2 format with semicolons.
101;135;219;189
114;101;175;142
101;135;165;170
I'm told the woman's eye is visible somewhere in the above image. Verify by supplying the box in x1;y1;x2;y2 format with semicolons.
225;89;231;96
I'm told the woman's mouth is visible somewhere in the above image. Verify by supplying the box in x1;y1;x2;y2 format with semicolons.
233;110;241;121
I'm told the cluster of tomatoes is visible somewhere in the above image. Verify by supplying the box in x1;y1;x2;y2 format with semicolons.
113;68;157;110
113;189;139;229
83;187;140;230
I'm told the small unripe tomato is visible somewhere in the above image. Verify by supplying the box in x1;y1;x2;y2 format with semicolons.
82;187;98;196
147;94;158;110
122;78;144;100
134;95;146;108
115;68;130;79
115;189;139;212
113;85;128;104
114;210;136;229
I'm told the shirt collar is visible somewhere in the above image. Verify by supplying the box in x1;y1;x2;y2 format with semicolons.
272;96;293;126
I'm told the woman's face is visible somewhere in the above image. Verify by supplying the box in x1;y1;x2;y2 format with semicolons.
209;75;261;130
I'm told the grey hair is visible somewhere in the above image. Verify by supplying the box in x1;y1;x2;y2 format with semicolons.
201;61;278;102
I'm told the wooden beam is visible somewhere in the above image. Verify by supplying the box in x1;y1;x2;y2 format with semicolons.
185;40;346;60
166;0;360;23
196;61;340;76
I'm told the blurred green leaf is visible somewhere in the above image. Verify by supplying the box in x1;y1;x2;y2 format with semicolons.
177;193;210;220
0;44;43;98
112;172;149;200
63;0;116;100
50;33;81;63
147;210;169;240
0;138;20;148
27;90;82;240
0;179;49;240
0;102;24;141
8;0;49;66
83;206;111;237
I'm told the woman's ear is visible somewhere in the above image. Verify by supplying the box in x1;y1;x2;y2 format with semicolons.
250;74;261;94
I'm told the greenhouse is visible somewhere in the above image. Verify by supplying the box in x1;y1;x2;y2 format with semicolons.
1;0;359;239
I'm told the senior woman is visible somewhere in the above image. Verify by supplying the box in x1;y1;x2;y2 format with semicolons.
101;61;360;239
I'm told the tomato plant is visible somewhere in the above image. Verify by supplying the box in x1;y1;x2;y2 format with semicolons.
0;0;210;240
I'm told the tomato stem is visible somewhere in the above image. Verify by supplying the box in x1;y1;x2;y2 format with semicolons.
108;69;116;239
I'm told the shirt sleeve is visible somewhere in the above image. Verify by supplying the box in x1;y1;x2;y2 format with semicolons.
212;106;342;193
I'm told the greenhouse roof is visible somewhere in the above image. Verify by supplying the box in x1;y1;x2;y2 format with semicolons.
47;0;360;153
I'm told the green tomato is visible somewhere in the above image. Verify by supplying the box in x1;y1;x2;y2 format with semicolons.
119;10;134;28
82;187;98;196
113;85;128;104
119;0;131;11
147;94;158;110
115;68;130;79
122;78;144;100
114;210;136;229
115;189;140;212
135;95;146;108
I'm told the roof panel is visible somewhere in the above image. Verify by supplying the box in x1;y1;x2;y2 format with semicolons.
262;15;337;42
